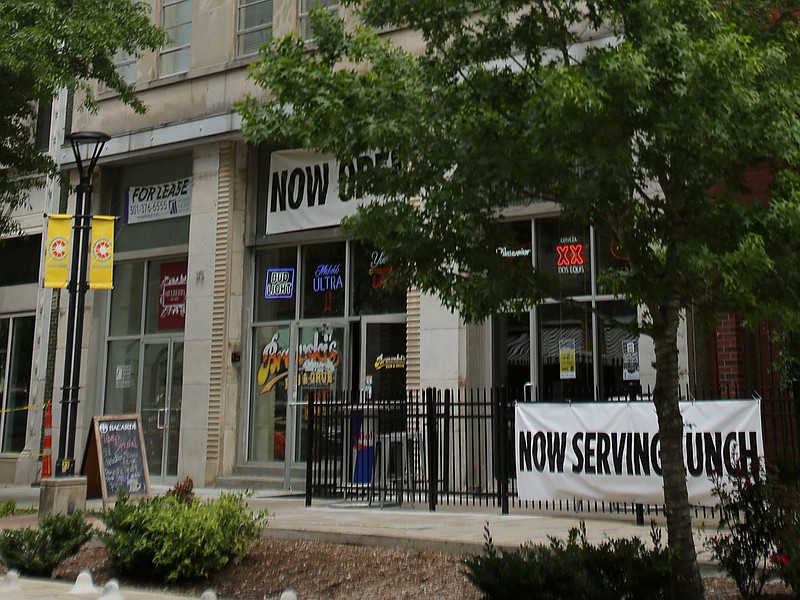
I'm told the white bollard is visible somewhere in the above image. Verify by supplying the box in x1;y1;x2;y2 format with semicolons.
99;578;124;600
280;590;298;600
199;589;218;600
0;569;21;592
69;569;97;594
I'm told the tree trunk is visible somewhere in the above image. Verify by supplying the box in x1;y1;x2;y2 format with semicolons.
649;300;704;600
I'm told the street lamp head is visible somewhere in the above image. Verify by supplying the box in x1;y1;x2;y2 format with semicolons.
67;131;110;180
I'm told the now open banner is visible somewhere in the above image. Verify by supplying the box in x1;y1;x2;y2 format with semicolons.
265;150;393;234
515;400;763;506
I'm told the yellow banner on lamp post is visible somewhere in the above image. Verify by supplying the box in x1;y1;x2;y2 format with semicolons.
89;216;115;290
44;214;72;288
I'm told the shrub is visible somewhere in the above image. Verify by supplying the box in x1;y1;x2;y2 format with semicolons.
0;511;93;576
166;476;196;504
98;492;268;582
770;485;800;595
705;463;786;600
462;522;675;600
0;499;17;518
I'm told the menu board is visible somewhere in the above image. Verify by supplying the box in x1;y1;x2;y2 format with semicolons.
82;415;150;504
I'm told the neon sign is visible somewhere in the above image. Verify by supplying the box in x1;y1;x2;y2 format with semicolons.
369;250;393;289
556;239;585;275
313;263;343;292
265;268;295;299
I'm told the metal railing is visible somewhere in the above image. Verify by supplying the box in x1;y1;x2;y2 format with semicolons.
304;386;800;518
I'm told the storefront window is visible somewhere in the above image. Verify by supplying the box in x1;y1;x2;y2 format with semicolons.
248;237;408;466
250;325;289;461
537;302;594;401
597;300;640;399
255;247;297;322
301;243;346;318
109;262;144;336
104;258;186;481
0;316;34;453
536;218;592;298
490;216;643;402
594;225;630;296
363;322;406;399
145;259;189;334
104;339;140;415
110;156;191;254
351;243;405;316
492;313;531;397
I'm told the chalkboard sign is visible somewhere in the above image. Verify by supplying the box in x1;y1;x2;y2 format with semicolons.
82;415;151;504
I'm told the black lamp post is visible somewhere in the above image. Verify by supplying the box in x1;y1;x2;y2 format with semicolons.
55;131;110;477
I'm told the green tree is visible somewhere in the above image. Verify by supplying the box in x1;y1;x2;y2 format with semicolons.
238;1;800;597
0;0;166;235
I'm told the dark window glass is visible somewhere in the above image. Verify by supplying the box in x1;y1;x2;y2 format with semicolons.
109;262;145;336
301;243;346;318
0;235;41;286
597;300;641;400
537;302;593;401
255;247;297;322
145;259;188;334
111;156;191;253
492;313;531;397
536;218;591;298
1;316;34;452
351;243;405;316
34;101;52;152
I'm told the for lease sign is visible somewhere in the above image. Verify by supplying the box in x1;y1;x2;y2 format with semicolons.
126;177;192;224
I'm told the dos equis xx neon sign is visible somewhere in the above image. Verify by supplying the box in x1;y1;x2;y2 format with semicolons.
556;237;585;275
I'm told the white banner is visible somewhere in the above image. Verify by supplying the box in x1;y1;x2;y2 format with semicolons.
515;400;763;505
265;150;392;234
126;177;192;224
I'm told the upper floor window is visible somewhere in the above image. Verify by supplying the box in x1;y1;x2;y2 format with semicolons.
160;0;192;76
237;0;273;57
33;101;52;153
299;0;337;40
114;48;138;85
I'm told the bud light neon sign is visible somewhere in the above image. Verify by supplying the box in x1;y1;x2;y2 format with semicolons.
265;268;295;299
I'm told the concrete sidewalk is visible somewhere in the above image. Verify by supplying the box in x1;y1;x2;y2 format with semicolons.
0;484;723;599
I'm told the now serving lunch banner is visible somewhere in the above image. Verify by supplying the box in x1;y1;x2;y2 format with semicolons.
515;400;763;506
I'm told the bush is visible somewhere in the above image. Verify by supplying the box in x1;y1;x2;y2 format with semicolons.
98;492;268;582
705;462;789;599
166;476;195;504
0;511;93;576
770;484;800;595
462;522;676;600
0;499;17;518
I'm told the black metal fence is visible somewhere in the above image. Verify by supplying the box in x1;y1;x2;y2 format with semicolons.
304;387;800;518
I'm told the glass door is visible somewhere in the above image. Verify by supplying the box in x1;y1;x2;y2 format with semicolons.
140;339;183;483
288;323;346;465
250;324;290;462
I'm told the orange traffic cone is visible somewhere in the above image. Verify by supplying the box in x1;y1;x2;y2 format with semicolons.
42;401;52;479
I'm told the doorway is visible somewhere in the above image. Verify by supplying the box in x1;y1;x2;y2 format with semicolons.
140;339;183;483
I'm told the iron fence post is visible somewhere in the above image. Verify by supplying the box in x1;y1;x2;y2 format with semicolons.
495;387;510;515
443;389;451;495
426;388;438;511
305;391;315;507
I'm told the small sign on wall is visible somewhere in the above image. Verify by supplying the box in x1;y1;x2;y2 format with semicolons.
126;177;192;224
559;339;576;380
623;340;640;381
158;260;188;330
